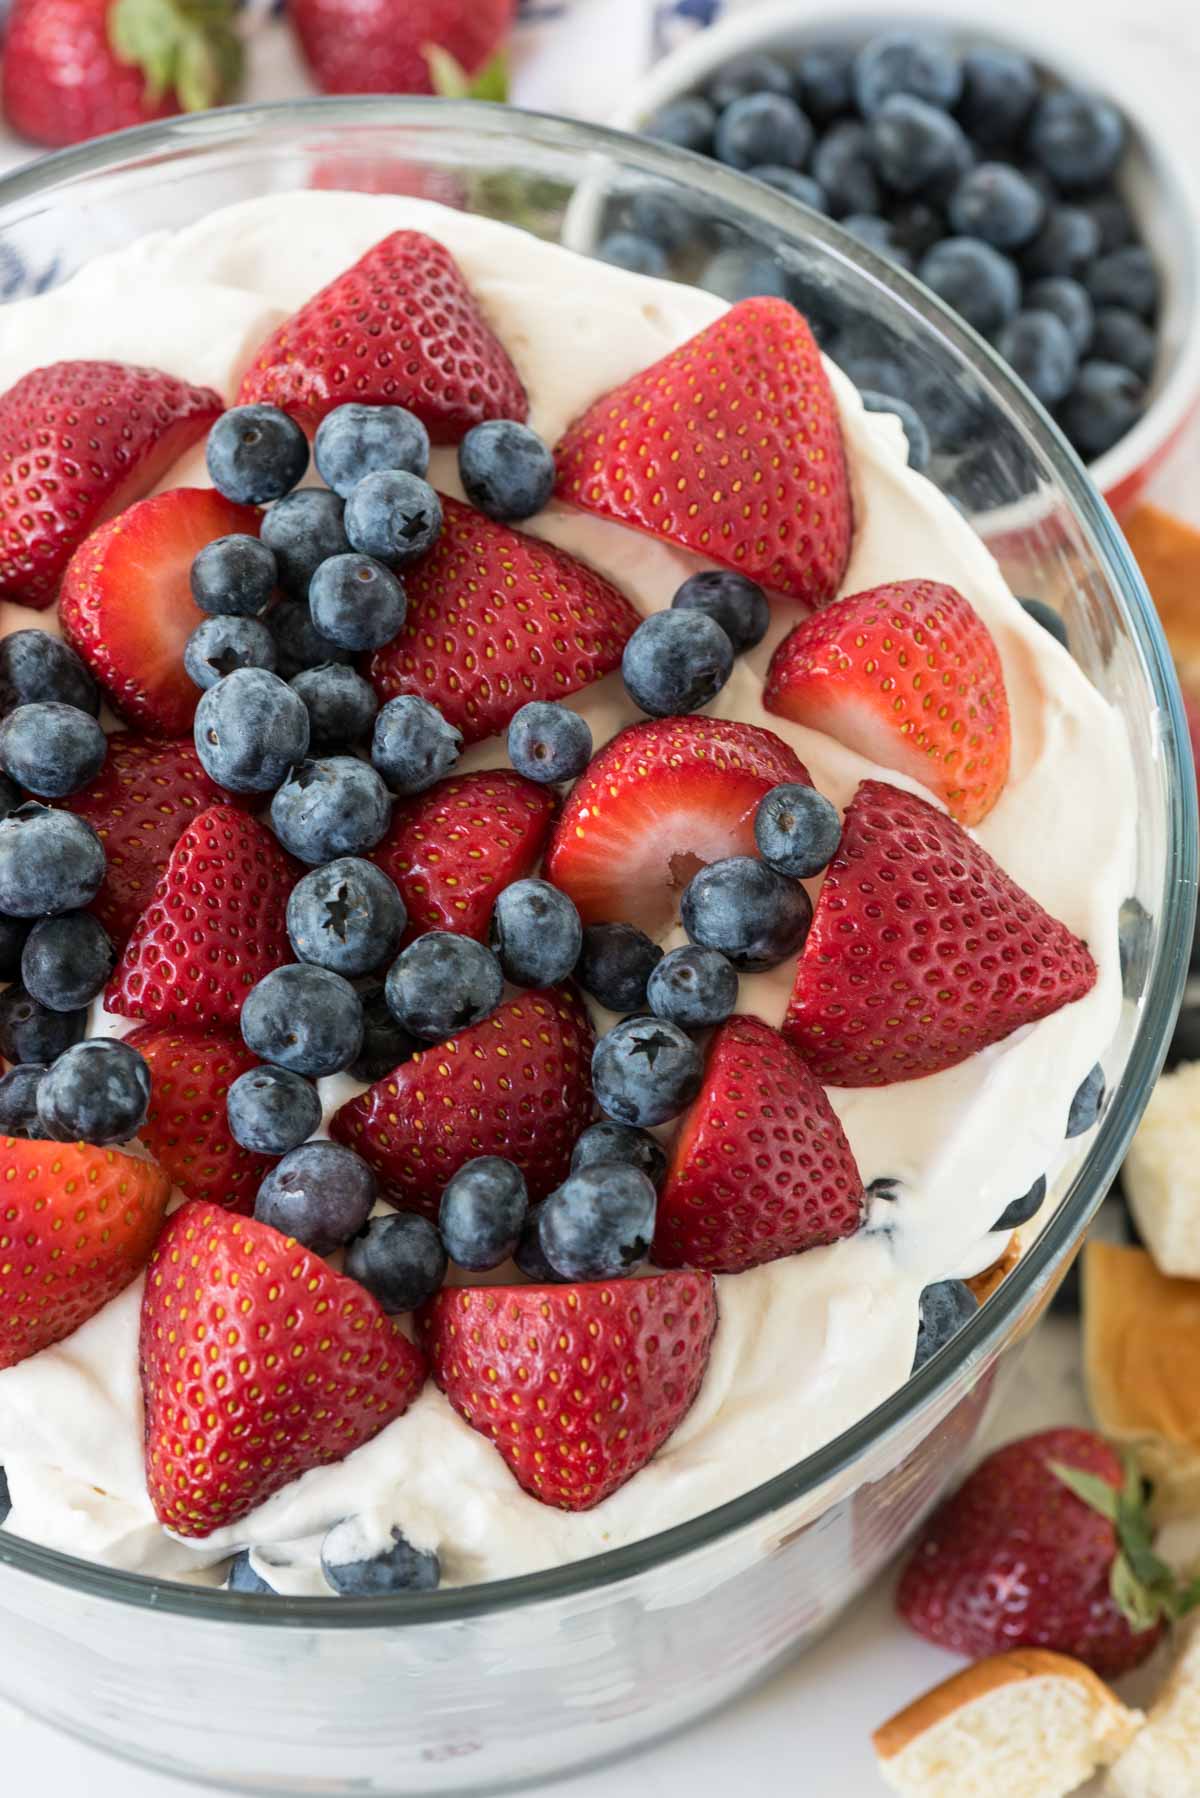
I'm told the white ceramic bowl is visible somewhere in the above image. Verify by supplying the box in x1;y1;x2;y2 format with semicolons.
613;0;1200;515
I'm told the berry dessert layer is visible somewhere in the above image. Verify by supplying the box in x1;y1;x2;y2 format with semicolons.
0;192;1134;1596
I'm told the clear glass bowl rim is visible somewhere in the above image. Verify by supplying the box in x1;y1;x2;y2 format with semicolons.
0;95;1192;1628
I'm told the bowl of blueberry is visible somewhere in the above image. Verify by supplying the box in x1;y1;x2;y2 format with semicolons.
612;2;1199;513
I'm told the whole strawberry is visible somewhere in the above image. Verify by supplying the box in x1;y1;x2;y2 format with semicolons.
0;1140;171;1370
896;1428;1194;1676
292;0;513;99
2;0;242;150
141;1202;426;1534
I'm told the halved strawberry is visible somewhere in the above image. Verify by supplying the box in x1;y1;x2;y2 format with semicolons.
140;1202;427;1535
59;488;262;736
785;779;1099;1086
105;804;300;1033
52;734;246;946
654;1014;865;1273
237;231;527;437
543;716;811;933
366;495;640;744
330;985;594;1217
418;1272;717;1511
0;1139;171;1370
764;580;1012;827
554;297;852;604
370;768;556;944
126;1024;272;1212
0;361;222;611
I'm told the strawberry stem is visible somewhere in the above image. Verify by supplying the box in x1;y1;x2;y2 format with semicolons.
1051;1453;1200;1631
108;0;244;111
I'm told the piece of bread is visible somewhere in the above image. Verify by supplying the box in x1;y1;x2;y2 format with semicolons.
1122;504;1200;683
1122;1062;1200;1279
1107;1619;1200;1797
1084;1239;1200;1520
873;1649;1143;1798
966;1233;1021;1305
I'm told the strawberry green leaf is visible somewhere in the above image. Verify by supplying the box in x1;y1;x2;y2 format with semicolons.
1050;1460;1120;1523
425;43;509;102
108;0;243;110
1111;1551;1165;1633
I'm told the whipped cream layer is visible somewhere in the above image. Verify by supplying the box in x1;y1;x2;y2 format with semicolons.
0;193;1136;1593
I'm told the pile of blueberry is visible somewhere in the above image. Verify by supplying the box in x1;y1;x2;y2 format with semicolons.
620;29;1159;464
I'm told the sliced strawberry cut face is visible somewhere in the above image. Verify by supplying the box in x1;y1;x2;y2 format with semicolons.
369;768;557;944
543;717;812;934
59;488;262;737
0;360;223;610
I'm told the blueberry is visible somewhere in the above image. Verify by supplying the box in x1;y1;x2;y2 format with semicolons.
0;984;86;1064
749;167;827;214
947;163;1044;249
313;403;431;499
343;1212;447;1312
206;404;309;505
1024;277;1094;355
596;232;668;278
888;200;944;259
992;1173;1047;1233
226;1065;322;1156
912;1278;979;1371
754;782;842;878
1020;597;1070;650
458;420;556;524
1085;246;1159;319
36;1038;151;1146
860;390;932;474
854;31;962;115
840;216;912;271
0;1064;47;1138
439;1156;528;1271
682;855;812;971
995;310;1078;408
1119;895;1153;1004
255;1140;376;1254
308;554;407;653
1021;205;1102;279
715;93;813;173
372;695;462;796
241;964;364;1077
267;598;354;682
644;95;716;154
351;981;418;1083
647;944;737;1030
1060;362;1146;457
0;702;106;799
841;352;910;397
576;922;662;1013
261;490;351;600
867;96;971;196
627;189;697;252
1091;307;1157;379
708;51;794;109
21;911;114;1011
957;47;1037;147
194;667;309;795
539;1163;656;1281
1028;89;1125;189
797;46;854;123
184;616;277;691
812;123;882;217
0;1466;9;1523
490;878;582;988
1066;1063;1105;1137
591;1015;703;1129
622;610;733;717
290;664;378;751
1080;192;1135;253
344;470;443;569
385;933;503;1042
0;804;105;916
271;756;391;865
190;534;278;618
514;1200;559;1282
571;1121;667;1189
670;570;769;654
918;238;1021;336
321;1519;440;1595
506;701;592;785
0;631;98;718
228;1551;275;1595
701;248;791;303
287;857;405;977
0;911;27;979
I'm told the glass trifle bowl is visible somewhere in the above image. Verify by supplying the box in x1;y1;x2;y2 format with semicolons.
0;99;1193;1797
